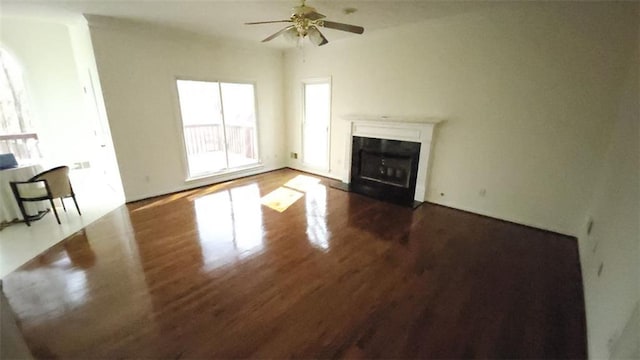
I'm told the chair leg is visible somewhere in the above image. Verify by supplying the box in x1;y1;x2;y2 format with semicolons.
18;201;30;227
71;194;81;216
61;198;67;212
49;199;61;224
10;183;30;226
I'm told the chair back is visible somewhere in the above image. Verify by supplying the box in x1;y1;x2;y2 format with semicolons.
33;166;72;198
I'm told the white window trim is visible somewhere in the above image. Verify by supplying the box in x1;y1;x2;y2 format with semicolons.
172;76;262;182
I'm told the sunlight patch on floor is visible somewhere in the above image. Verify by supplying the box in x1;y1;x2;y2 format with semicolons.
260;174;323;213
260;187;304;213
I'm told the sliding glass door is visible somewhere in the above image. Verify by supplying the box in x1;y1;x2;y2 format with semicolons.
176;80;259;179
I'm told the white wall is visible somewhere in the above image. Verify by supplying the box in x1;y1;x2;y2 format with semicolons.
88;16;286;201
0;17;97;167
284;2;637;237
579;22;639;359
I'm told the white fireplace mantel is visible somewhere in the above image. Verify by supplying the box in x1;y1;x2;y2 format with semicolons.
342;114;442;125
343;116;442;202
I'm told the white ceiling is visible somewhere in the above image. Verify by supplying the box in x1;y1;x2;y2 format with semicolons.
0;1;493;48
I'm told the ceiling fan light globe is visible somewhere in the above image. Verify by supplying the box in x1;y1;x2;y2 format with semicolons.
284;27;301;42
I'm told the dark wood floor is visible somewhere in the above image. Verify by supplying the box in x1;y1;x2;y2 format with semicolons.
2;169;586;359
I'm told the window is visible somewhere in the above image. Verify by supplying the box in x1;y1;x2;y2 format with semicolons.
302;79;331;170
0;48;40;163
176;80;259;178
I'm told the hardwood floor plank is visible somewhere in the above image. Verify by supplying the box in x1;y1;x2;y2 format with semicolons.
2;169;586;359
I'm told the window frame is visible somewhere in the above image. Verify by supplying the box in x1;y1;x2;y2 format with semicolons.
0;47;41;164
173;76;262;182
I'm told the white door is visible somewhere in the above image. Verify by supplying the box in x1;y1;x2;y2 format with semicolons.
302;80;331;170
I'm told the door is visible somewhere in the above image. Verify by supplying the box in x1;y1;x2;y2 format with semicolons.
176;79;259;179
302;79;331;171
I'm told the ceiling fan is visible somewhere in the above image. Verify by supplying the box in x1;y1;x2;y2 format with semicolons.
245;0;364;46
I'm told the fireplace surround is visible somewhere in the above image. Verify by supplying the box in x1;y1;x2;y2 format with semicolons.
341;116;440;206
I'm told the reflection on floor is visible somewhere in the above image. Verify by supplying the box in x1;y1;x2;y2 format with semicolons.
0;169;124;278
1;169;587;358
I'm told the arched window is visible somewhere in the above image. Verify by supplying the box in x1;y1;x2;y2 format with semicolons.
0;48;40;163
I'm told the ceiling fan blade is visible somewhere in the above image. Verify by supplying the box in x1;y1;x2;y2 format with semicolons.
306;11;326;20
262;25;296;42
320;20;364;34
308;26;329;46
245;20;292;25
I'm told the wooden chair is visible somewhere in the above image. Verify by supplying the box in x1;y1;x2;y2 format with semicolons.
9;166;81;226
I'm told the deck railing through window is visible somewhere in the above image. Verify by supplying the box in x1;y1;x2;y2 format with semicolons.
0;133;41;163
184;124;255;159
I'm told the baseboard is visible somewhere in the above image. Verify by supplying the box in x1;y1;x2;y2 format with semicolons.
286;165;342;181
425;199;576;239
126;166;286;204
124;167;575;240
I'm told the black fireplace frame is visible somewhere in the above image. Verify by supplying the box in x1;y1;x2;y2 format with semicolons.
350;136;421;207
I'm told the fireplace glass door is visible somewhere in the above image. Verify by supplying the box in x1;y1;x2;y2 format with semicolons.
350;136;421;206
359;151;412;188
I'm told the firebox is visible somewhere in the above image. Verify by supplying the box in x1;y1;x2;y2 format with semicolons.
350;136;421;207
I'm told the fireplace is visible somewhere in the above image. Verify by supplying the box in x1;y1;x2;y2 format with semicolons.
350;136;421;206
340;116;440;207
